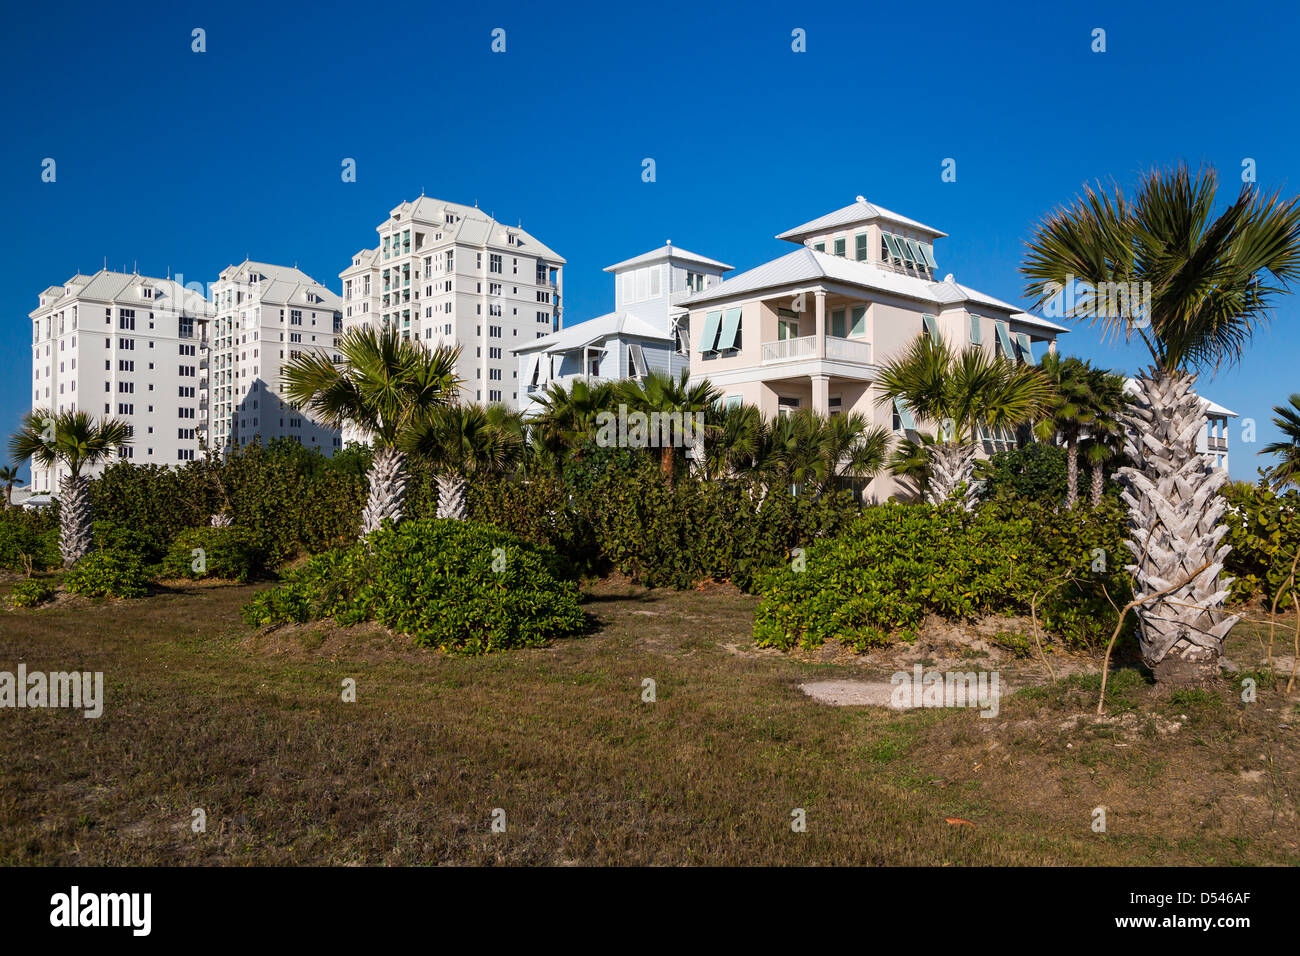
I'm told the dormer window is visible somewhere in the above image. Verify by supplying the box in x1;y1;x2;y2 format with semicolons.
141;286;153;299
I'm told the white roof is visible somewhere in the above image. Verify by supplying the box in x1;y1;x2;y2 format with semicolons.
512;311;669;354
603;244;733;273
31;269;217;319
218;259;341;310
378;195;566;264
681;247;1067;333
777;196;947;242
1124;378;1237;417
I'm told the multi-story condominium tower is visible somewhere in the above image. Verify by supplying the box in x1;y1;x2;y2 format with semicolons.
27;270;214;493
208;260;343;454
514;242;731;414
681;195;1068;501
339;196;565;417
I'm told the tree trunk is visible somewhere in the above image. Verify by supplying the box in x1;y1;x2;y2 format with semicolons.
210;510;233;528
660;445;675;486
1090;462;1104;507
59;474;94;567
359;446;409;537
1119;369;1237;685
436;473;467;520
926;442;980;511
1066;441;1079;510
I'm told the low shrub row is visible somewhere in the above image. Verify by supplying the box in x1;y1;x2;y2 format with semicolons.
242;519;586;654
752;499;1131;651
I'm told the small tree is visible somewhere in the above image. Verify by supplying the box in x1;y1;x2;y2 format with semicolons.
282;326;460;537
407;403;524;520
8;409;131;566
0;465;17;509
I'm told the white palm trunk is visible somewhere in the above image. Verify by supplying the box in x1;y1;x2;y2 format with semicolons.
1066;442;1080;510
1120;369;1237;684
926;442;981;511
359;446;409;536
210;510;233;528
435;473;467;520
59;474;94;567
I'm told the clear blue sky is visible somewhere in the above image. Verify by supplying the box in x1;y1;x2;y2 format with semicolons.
3;0;1297;482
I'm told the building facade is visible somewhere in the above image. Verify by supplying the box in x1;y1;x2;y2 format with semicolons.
208;261;343;454
681;196;1068;500
339;196;565;424
27;270;214;493
513;242;731;414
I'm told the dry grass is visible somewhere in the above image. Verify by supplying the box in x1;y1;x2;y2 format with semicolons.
0;575;1297;865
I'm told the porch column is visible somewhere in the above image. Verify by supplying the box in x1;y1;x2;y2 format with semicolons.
814;290;826;359
811;374;830;416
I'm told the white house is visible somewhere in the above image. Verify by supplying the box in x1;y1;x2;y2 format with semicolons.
681;195;1067;500
513;242;731;414
1123;378;1236;473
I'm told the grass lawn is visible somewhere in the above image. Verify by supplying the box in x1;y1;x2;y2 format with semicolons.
1;576;1297;865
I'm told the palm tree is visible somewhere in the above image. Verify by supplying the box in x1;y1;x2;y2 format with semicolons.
698;401;762;481
282;326;460;537
875;334;1053;508
1079;366;1129;506
886;431;938;502
406;403;525;519
0;465;18;509
760;408;890;498
1033;353;1099;508
1023;164;1300;685
531;378;616;464
616;369;720;482
1262;393;1300;490
8;409;131;566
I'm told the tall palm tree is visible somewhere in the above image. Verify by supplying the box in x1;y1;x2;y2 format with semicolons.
8;409;131;566
616;369;720;482
1023;164;1300;684
0;465;18;509
875;334;1053;508
282;326;460;537
407;403;524;520
1033;353;1100;508
1262;393;1300;490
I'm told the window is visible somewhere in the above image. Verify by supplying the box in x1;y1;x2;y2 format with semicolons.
813;242;825;253
716;307;742;351
489;254;502;274
119;309;135;330
628;343;649;378
698;310;723;354
855;233;869;261
850;306;867;337
969;314;982;345
831;308;846;338
833;237;846;257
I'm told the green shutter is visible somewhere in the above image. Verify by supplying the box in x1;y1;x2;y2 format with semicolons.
831;308;846;338
922;314;937;338
698;310;723;352
850;305;867;337
813;242;826;253
834;238;846;257
1016;332;1033;363
995;321;1015;357
716;307;743;351
903;238;922;265
919;242;938;269
883;233;904;263
855;233;868;261
895;399;917;431
969;314;982;344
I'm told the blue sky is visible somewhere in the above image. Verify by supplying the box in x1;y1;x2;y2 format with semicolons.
2;0;1297;481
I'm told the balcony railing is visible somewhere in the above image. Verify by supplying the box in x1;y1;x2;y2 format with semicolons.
1207;436;1228;452
761;335;816;362
760;335;871;365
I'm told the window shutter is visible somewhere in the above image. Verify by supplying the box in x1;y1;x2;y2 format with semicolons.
831;308;846;338
698;310;723;352
969;314;982;344
995;320;1015;357
903;238;922;266
716;307;743;351
1016;332;1034;364
855;233;868;261
850;306;867;337
894;399;917;431
922;314;938;338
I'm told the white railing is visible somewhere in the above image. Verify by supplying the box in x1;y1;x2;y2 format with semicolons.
760;335;871;364
826;336;872;364
761;335;816;362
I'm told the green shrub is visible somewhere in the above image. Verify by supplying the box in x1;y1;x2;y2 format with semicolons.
93;519;167;566
64;549;151;599
161;527;267;582
1221;480;1300;605
242;519;585;654
752;500;1131;652
0;510;61;571
7;578;56;608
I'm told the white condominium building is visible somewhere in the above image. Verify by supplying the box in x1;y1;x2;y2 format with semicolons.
27;270;215;493
208;261;343;454
339;196;565;415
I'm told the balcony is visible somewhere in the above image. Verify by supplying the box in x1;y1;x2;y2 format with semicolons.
760;335;871;365
1207;435;1228;452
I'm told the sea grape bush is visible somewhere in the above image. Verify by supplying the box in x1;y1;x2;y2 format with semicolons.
64;548;151;599
242;519;586;654
161;527;268;582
